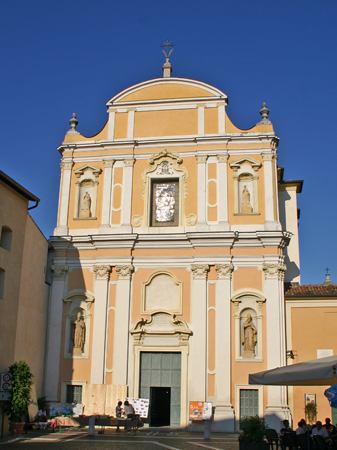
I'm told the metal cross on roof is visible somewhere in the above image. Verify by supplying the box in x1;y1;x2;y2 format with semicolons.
161;39;175;59
326;267;330;275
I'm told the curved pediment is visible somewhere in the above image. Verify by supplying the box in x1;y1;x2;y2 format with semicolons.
107;78;227;106
130;311;192;346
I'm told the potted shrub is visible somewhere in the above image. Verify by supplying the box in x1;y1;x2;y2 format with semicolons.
5;361;33;436
238;415;270;450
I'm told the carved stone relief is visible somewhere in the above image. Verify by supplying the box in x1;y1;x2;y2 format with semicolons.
191;264;209;280
51;265;69;280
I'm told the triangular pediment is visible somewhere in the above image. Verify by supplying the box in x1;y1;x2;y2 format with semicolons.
229;157;262;170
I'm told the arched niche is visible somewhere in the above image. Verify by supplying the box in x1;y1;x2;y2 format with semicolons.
63;290;94;359
231;289;265;361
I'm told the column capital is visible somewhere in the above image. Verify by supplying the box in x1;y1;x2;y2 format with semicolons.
103;160;114;168
262;263;287;280
191;264;209;280
115;264;134;280
123;159;135;167
93;265;111;280
262;152;275;162
215;264;234;280
217;154;229;163
196;155;208;164
60;161;74;170
51;264;68;280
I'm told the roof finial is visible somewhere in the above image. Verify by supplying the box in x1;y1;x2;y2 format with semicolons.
257;102;272;125
324;267;334;284
67;113;79;135
161;39;174;78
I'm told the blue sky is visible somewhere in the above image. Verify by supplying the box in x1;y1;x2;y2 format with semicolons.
1;1;336;285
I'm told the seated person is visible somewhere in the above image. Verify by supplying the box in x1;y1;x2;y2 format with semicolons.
124;400;134;418
280;419;292;435
115;401;123;431
312;421;329;441
115;401;123;418
323;417;336;435
295;420;306;435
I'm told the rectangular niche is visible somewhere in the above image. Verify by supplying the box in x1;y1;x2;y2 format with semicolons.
142;271;182;314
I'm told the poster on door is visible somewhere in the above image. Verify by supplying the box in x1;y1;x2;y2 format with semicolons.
189;401;213;421
125;397;149;418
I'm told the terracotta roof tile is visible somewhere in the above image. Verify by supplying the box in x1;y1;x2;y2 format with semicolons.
285;284;337;297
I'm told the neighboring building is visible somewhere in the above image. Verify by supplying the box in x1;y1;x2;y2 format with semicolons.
285;274;337;425
0;171;50;400
45;56;303;431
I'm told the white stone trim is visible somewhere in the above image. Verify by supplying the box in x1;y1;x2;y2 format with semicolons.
197;105;205;136
127;109;135;139
107;111;116;140
55;161;73;235
100;160;114;231
218;104;225;134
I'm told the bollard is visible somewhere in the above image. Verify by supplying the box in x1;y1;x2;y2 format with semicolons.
89;416;95;436
204;420;210;440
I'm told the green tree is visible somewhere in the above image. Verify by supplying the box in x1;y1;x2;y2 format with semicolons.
5;361;33;422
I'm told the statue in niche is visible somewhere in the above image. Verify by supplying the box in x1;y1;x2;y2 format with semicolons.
79;192;92;218
73;312;85;355
241;312;257;357
240;185;253;213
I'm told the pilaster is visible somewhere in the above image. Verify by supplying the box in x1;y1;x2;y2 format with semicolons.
54;161;73;235
99;160;114;232
217;154;230;230
197;105;205;136
45;265;68;401
262;263;290;428
212;264;235;431
120;159;135;232
262;152;279;230
189;264;209;400
90;265;111;384
112;265;134;385
196;156;208;229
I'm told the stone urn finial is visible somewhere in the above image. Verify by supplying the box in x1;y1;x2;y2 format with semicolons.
257;102;272;125
66;113;80;135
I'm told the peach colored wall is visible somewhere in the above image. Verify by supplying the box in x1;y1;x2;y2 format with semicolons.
114;113;128;139
291;306;337;424
105;281;116;384
134;109;198;138
67;269;94;293
119;84;216;102
0;182;28;374
205;108;218;134
14;215;49;398
233;268;263;292
208;373;215;398
131;268;191;324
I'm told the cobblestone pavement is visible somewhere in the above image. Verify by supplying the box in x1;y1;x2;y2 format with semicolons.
0;428;240;450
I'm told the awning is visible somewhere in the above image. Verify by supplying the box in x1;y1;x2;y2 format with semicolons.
249;355;337;386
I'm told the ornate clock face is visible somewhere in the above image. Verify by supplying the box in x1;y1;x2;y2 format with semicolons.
155;183;176;222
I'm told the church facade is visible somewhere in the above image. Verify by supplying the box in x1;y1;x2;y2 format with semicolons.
45;60;302;431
